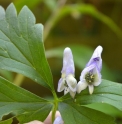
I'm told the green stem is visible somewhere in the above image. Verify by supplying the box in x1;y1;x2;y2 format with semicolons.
52;96;59;123
51;89;59;123
52;90;58;101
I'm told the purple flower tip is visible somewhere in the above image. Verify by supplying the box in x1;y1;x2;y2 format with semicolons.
77;46;103;94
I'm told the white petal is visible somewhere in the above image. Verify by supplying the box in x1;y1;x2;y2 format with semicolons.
77;81;88;93
93;46;103;57
94;80;101;86
66;75;77;92
69;90;76;98
93;77;101;86
88;85;94;94
61;47;75;75
57;78;65;92
93;67;102;86
53;116;64;124
64;87;69;95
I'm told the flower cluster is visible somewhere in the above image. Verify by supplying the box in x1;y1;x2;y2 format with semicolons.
57;46;103;98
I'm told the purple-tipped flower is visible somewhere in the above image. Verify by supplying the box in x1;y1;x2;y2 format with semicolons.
77;46;103;94
53;116;64;124
57;47;77;98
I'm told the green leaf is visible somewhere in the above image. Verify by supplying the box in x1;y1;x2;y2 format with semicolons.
76;79;122;111
85;103;122;117
0;3;53;89
0;76;53;123
0;70;13;81
46;45;116;81
59;102;115;124
17;103;52;123
0;118;13;124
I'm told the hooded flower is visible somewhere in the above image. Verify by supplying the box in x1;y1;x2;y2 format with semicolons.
77;46;103;94
57;47;77;98
53;116;64;124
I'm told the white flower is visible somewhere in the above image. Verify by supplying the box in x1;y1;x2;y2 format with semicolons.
53;116;64;124
57;47;77;98
77;46;103;94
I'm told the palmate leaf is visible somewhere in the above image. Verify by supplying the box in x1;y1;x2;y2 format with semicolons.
0;76;53;124
59;79;122;123
75;79;122;111
84;103;122;118
0;76;116;124
59;102;115;124
0;3;53;90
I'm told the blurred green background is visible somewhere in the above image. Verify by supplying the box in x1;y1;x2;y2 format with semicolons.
1;0;122;123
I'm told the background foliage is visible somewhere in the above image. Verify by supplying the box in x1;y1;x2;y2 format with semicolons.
0;0;122;123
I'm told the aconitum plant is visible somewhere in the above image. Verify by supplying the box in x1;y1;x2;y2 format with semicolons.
0;3;122;124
